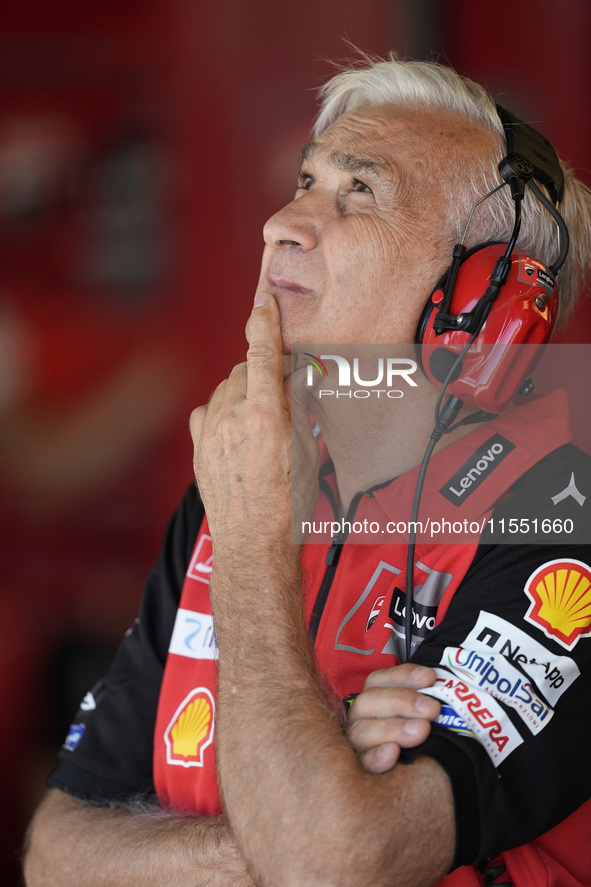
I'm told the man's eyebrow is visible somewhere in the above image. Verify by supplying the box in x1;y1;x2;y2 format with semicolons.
299;142;388;180
300;141;317;164
329;152;386;178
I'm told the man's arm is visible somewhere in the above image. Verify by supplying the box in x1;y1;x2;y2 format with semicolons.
24;788;255;887
191;293;456;887
212;555;454;887
23;482;257;887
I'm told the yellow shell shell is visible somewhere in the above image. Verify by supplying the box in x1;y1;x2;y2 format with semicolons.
170;696;212;759
533;565;591;637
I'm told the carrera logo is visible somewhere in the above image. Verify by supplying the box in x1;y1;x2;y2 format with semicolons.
524;559;591;650
164;688;215;768
439;434;516;506
427;669;523;765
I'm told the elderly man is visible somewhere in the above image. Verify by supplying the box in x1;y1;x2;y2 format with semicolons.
25;56;591;887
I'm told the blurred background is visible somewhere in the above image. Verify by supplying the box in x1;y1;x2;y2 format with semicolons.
0;0;589;881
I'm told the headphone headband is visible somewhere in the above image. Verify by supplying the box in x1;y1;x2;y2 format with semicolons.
496;104;564;204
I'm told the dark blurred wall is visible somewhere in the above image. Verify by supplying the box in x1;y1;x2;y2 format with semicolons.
0;1;589;883
0;2;397;882
442;0;591;341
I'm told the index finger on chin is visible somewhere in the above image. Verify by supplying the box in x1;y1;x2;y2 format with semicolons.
245;292;285;402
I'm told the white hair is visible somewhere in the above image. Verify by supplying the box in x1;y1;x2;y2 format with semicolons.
314;54;591;329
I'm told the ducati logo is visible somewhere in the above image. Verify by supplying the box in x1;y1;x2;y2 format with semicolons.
187;534;213;584
366;595;386;631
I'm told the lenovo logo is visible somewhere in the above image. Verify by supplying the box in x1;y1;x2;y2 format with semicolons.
439;434;516;506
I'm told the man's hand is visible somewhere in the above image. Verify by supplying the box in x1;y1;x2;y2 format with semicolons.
347;664;441;773
189;291;318;564
188;295;455;887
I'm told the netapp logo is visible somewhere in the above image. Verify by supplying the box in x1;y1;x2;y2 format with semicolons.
439;434;516;506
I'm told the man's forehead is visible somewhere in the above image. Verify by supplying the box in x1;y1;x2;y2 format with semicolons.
301;103;499;169
301;105;405;162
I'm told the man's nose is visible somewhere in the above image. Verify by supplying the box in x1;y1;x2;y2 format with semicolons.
262;193;323;252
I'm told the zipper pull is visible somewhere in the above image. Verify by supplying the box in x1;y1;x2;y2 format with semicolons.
325;535;343;566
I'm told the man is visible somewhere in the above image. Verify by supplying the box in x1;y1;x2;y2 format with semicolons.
24;56;591;886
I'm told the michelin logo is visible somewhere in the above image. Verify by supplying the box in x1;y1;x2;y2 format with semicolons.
435;704;474;738
439;434;516;506
425;670;523;765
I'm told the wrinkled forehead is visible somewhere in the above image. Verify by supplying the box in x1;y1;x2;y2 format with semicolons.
305;102;502;175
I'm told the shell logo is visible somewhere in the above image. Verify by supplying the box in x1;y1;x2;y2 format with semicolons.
164;688;215;767
524;559;591;650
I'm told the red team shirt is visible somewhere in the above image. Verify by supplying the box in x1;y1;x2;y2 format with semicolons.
51;390;591;885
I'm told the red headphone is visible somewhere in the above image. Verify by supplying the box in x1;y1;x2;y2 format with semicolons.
416;242;558;413
415;105;568;415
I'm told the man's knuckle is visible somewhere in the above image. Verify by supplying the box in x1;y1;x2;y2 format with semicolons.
229;362;247;381
247;343;278;365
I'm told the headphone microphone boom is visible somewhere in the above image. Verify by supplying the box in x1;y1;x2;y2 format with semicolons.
416;105;569;415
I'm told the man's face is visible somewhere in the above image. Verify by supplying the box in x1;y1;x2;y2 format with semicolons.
257;102;499;349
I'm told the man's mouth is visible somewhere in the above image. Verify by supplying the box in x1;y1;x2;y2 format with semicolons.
267;277;314;296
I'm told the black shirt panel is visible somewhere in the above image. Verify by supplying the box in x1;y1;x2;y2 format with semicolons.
481;443;591;544
404;540;591;866
402;444;591;865
47;484;205;802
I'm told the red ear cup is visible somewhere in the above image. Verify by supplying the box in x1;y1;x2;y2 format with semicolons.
417;243;558;413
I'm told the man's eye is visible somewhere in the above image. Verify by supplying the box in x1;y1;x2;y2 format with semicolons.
351;179;373;194
297;173;314;191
